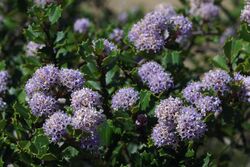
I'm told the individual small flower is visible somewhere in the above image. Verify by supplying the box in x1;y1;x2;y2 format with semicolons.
81;132;100;152
0;71;9;94
109;28;124;43
111;87;139;111
71;88;102;111
138;61;174;94
26;41;45;57
155;97;183;122
28;92;58;117
201;69;232;94
194;96;222;116
241;3;250;26
32;65;59;92
183;82;204;103
59;68;85;92
176;107;207;140
43;111;71;142
0;97;7;110
74;18;90;34
71;107;106;132
151;122;177;147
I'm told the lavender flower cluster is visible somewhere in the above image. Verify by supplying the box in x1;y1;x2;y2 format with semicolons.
189;0;219;22
233;73;250;103
128;4;192;53
0;71;9;110
152;97;207;147
111;87;139;111
74;18;91;34
151;69;233;147
25;65;105;151
93;39;118;55
109;28;124;44
26;41;45;57
138;61;173;94
241;0;250;26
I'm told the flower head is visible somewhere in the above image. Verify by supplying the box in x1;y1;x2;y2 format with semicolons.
109;28;124;43
241;3;250;26
26;41;45;57
71;88;102;111
43;111;71;142
194;96;222;116
71;107;106;132
183;82;204;103
138;61;173;93
151;122;177;147
28;92;58;117
176;107;207;140
74;18;90;34
59;68;84;92
155;97;183;122
201;69;231;95
32;65;59;92
0;71;9;94
111;87;139;111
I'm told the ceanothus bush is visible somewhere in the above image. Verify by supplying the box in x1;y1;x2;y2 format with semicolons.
0;0;250;166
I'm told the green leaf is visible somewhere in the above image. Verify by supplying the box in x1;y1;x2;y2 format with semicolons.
98;120;113;146
48;6;62;24
32;134;50;155
55;31;65;43
139;90;151;111
0;119;7;130
105;65;119;85
62;146;79;161
40;153;57;161
202;153;212;167
212;55;229;71
185;149;195;158
0;61;6;70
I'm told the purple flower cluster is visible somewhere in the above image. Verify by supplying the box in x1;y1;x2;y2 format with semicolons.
111;87;139;111
28;92;58;117
201;69;232;95
170;15;193;44
81;132;100;152
194;96;222;116
43;111;71;142
155;97;183;122
190;0;219;21
26;41;45;57
109;28;124;43
0;71;9;94
71;107;106;132
128;4;192;52
233;73;250;103
74;18;90;34
241;1;250;26
138;61;173;94
182;82;204;103
26;65;105;149
176;107;207;140
151;122;177;147
0;71;9;110
71;88;102;111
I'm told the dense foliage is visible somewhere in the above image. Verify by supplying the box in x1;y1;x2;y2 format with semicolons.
0;0;250;166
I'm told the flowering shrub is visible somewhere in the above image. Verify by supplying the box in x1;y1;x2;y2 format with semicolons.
1;0;250;166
